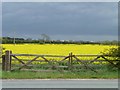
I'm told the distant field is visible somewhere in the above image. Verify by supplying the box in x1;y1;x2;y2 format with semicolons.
2;44;116;55
2;44;117;62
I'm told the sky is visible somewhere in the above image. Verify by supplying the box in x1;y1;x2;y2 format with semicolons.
0;2;1;37
2;2;118;41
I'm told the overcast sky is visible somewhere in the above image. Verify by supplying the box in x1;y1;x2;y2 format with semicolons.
2;2;118;41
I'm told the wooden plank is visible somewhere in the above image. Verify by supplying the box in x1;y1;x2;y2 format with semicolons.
89;55;101;63
75;54;115;57
75;54;109;57
40;56;59;70
11;54;66;57
18;56;40;70
12;60;51;62
59;56;69;62
73;56;87;67
40;56;51;63
73;55;97;73
101;56;119;67
11;54;118;57
12;55;26;65
13;59;119;62
21;69;57;72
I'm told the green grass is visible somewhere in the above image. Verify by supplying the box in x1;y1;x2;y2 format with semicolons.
2;71;118;79
2;66;118;79
1;59;119;79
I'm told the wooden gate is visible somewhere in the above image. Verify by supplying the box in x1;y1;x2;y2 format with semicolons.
2;50;119;72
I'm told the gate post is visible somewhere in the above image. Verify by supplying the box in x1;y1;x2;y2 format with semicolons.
2;50;12;71
2;55;5;71
71;52;73;70
68;52;73;71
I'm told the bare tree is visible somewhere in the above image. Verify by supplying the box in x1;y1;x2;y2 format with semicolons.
41;34;51;43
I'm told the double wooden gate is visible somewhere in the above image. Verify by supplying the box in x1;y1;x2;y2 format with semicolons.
2;50;119;72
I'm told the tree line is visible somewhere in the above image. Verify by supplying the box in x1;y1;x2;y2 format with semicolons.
1;36;119;45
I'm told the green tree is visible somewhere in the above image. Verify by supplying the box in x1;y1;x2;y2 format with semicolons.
102;46;120;69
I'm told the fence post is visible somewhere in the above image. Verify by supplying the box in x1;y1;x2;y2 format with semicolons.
71;52;73;70
68;53;70;70
68;52;73;71
2;50;12;71
2;55;5;71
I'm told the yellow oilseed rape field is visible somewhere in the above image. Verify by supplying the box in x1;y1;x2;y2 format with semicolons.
2;44;116;55
1;44;118;65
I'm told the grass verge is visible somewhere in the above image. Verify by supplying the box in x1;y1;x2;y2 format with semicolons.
1;64;118;79
1;69;118;79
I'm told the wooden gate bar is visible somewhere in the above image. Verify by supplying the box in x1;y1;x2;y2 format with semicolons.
73;55;97;73
12;55;26;65
18;56;40;70
41;56;58;69
101;55;118;67
59;56;69;62
89;55;101;63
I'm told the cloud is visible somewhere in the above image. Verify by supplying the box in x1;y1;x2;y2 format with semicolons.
2;2;118;41
0;2;2;37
